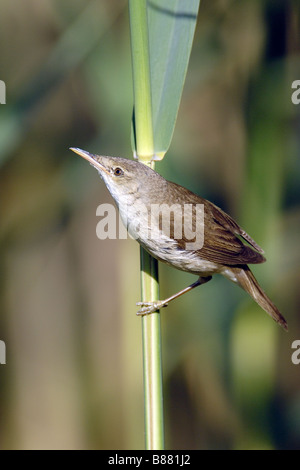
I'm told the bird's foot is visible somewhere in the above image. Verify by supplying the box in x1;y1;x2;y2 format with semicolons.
136;301;168;316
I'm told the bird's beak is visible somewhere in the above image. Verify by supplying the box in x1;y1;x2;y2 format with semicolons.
70;147;110;175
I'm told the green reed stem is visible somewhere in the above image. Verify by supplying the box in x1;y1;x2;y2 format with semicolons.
128;0;164;450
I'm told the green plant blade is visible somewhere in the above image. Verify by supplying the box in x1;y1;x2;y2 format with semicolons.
131;0;200;160
129;0;154;161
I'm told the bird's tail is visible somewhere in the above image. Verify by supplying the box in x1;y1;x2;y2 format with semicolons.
230;266;288;331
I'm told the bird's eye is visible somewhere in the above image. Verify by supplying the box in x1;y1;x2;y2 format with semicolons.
113;167;124;176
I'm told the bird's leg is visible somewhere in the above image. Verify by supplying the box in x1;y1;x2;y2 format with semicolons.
136;276;212;315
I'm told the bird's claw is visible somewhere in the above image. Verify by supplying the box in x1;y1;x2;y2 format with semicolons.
136;301;168;316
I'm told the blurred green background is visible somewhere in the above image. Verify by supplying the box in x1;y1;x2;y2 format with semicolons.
0;0;299;450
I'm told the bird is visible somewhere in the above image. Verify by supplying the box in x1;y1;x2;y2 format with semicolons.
70;147;288;331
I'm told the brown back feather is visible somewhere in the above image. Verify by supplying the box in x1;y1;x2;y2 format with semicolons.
167;182;266;266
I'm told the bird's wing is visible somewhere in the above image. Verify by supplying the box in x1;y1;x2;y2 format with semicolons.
167;182;266;266
198;200;266;265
